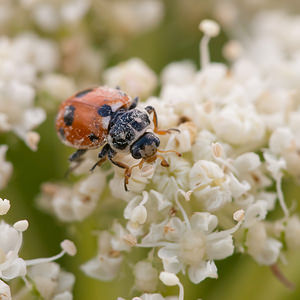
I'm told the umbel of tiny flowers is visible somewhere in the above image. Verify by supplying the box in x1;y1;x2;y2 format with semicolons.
0;198;76;299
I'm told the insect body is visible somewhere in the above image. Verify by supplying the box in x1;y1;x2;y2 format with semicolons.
56;86;179;190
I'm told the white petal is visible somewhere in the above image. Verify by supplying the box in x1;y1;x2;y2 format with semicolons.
52;291;73;300
252;238;282;266
164;218;185;242
206;235;234;260
81;255;123;281
190;212;218;234
188;261;218;284
158;246;179;260
1;258;27;280
244;200;268;228
0;280;11;300
141;220;167;244
158;247;181;274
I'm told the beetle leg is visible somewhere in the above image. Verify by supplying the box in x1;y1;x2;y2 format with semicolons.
69;149;87;162
157;149;182;157
156;155;170;167
145;105;180;135
90;144;111;172
108;158;131;191
65;149;87;177
109;152;144;191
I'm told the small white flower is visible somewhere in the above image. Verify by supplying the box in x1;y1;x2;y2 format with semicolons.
30;0;91;31
104;58;157;99
38;171;106;222
244;200;269;228
0;221;27;281
161;61;196;86
94;0;164;37
189;160;232;211
212;105;266;147
165;121;197;153
152;156;190;199
134;261;158;292
234;152;261;174
142;212;239;284
27;262;75;300
0;279;11;300
263;151;286;179
285;216;300;250
246;222;281;265
269;127;294;155
81;230;124;281
0;198;10;215
25;131;40;151
192;130;217;162
40;73;76;102
223;40;243;61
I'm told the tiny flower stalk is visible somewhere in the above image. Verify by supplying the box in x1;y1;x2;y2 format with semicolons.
25;240;77;267
199;19;220;69
270;264;295;291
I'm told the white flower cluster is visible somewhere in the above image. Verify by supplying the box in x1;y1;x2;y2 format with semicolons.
19;0;91;32
0;33;58;190
0;33;59;150
37;15;300;299
0;198;76;300
7;0;163;39
92;0;164;38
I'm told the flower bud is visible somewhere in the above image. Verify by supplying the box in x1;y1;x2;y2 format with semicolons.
159;272;179;286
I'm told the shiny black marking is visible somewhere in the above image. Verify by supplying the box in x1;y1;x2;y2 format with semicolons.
64;105;75;126
75;88;93;98
59;127;65;139
88;133;99;142
131;112;150;132
110;124;135;150
130;132;160;159
98;104;113;117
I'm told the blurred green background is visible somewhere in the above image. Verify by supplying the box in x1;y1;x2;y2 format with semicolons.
1;0;300;299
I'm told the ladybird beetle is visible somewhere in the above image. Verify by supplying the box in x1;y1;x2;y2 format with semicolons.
56;86;180;190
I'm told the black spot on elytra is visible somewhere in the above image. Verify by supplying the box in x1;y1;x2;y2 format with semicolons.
64;105;75;126
98;104;113;117
75;88;93;98
88;133;99;142
59;127;65;139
